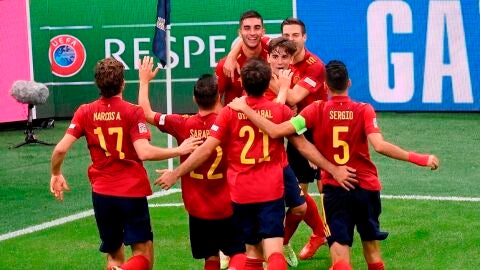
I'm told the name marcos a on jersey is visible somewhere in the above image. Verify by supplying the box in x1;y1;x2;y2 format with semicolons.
49;34;86;77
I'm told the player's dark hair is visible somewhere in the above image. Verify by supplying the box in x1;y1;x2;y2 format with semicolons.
268;37;297;56
240;58;271;97
94;57;124;98
281;17;306;34
326;60;349;93
194;74;218;109
239;10;263;26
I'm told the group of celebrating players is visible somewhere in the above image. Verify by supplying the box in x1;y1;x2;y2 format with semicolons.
50;9;439;270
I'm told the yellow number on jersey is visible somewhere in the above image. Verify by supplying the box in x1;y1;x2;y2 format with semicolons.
333;126;349;164
93;127;125;159
239;125;270;165
190;146;223;180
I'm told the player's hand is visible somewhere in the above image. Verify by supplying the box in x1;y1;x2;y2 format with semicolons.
223;57;240;81
154;169;178;190
276;69;293;90
332;166;357;191
427;155;439;170
50;174;70;201
227;96;248;112
138;56;160;83
176;136;203;156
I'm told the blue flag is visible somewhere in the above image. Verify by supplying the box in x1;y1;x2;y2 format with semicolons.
153;0;171;67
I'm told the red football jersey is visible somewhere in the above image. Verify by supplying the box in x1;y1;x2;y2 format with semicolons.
154;112;232;219
299;96;382;191
210;96;292;204
215;37;269;105
291;49;327;112
67;97;152;197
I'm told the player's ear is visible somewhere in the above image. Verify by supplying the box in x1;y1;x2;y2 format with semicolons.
347;79;352;88
192;96;198;105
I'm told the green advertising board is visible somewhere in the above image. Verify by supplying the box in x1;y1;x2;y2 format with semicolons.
30;0;293;117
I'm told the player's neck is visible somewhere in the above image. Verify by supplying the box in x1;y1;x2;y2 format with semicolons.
330;90;349;97
292;47;306;65
198;102;222;116
243;44;262;58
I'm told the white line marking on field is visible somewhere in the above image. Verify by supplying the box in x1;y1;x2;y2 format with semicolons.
0;189;181;242
149;203;184;208
2;191;478;242
310;193;480;202
380;194;480;202
0;210;94;242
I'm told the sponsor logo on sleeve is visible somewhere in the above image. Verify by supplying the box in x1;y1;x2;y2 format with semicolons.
159;114;166;125
138;123;148;133
68;123;76;129
373;118;378;128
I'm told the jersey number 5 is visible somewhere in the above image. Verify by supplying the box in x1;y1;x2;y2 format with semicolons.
94;127;125;159
333;126;349;164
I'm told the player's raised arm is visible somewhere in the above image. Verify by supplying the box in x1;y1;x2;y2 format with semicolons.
367;132;439;170
138;56;160;124
223;40;242;80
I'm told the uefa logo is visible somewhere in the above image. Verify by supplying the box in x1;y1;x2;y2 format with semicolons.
49;34;86;77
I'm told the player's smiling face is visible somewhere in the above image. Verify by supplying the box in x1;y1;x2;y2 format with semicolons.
282;24;306;56
268;48;293;75
239;17;264;49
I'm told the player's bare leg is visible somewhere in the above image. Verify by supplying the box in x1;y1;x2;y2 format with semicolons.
362;240;384;270
106;245;125;270
329;242;352;270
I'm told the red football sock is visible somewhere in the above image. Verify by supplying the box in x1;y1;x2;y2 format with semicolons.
332;260;353;270
283;210;304;245
120;255;150;270
368;261;385;270
204;259;220;270
266;252;287;270
229;253;246;270
303;193;325;237
244;257;264;270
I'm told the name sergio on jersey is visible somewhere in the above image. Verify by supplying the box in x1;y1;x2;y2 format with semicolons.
190;129;210;139
237;109;273;120
330;110;353;120
93;112;122;121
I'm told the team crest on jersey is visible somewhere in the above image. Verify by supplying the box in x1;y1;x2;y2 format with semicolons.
49;34;86;77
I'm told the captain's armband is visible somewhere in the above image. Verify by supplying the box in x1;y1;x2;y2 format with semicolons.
290;115;307;135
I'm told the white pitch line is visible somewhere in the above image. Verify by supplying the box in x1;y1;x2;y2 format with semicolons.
310;193;480;202
0;189;181;242
2;191;478;242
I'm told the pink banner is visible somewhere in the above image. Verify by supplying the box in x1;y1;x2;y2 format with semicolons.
0;0;31;123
